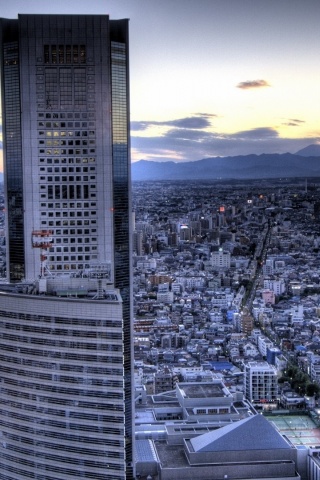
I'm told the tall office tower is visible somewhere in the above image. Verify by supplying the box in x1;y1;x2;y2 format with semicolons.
0;14;134;479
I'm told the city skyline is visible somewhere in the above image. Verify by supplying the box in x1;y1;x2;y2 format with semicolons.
0;0;319;166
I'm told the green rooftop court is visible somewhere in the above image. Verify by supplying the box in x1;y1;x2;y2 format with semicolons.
265;414;320;447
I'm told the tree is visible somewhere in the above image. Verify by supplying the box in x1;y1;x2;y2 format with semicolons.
306;382;320;397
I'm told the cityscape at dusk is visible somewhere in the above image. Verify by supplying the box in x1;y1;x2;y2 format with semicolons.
0;0;320;166
1;3;320;480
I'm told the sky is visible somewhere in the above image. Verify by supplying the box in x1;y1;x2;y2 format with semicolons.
0;0;320;166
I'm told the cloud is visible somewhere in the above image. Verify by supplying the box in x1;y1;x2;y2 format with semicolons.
165;116;213;129
164;127;212;141
282;118;305;127
237;79;271;90
194;113;218;118
230;127;279;139
131;119;319;162
131;121;150;132
131;113;216;132
290;119;305;123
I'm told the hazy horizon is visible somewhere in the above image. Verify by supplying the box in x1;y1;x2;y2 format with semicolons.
0;0;319;169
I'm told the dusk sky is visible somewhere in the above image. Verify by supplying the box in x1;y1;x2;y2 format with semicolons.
0;0;320;166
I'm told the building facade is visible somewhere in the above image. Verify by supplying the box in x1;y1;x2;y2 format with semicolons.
0;13;134;479
0;289;126;480
0;14;131;282
211;248;231;270
244;361;278;405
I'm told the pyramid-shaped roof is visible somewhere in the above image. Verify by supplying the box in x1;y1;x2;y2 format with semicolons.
190;414;291;452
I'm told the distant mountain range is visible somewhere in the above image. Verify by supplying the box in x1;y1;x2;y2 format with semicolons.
132;144;320;181
1;145;320;183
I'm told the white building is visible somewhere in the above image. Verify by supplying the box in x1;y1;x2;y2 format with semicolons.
211;248;231;269
264;278;286;296
243;342;260;359
244;361;278;404
290;305;304;326
137;258;157;270
157;291;174;303
185;276;205;289
257;335;274;357
263;258;274;275
309;354;320;384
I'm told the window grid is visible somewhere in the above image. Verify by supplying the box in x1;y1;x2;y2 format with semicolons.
37;58;97;270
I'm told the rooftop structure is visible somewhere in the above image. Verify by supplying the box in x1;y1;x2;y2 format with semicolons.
153;414;300;480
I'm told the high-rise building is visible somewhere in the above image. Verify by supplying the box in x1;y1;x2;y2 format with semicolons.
0;14;134;479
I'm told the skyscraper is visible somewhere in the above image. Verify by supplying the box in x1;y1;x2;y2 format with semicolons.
0;14;134;479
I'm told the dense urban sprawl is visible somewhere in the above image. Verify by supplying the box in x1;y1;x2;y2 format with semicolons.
132;179;320;408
